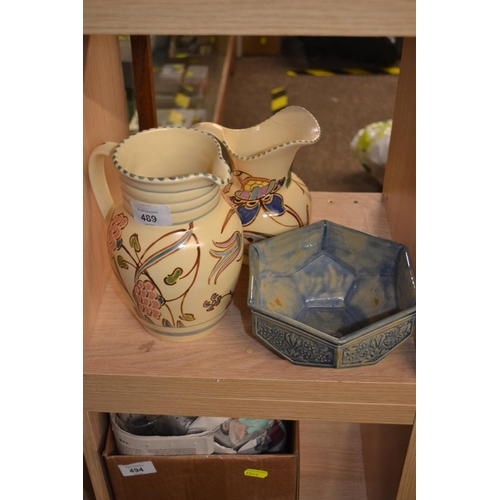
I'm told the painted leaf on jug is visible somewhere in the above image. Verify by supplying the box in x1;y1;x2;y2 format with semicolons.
209;231;243;285
164;267;183;285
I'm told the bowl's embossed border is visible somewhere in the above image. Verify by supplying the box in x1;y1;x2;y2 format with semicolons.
253;314;337;368
339;314;416;368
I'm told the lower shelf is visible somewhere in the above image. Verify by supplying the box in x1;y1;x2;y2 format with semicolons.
85;414;412;500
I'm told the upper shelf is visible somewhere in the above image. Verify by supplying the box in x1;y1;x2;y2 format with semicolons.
83;193;416;425
83;0;416;36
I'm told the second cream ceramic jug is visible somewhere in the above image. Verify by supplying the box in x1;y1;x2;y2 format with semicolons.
193;106;321;260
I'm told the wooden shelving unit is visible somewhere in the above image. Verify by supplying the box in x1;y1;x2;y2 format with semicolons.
83;2;416;500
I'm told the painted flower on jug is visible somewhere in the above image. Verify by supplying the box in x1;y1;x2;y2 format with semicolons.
230;175;286;226
108;213;128;254
203;293;222;312
133;279;164;320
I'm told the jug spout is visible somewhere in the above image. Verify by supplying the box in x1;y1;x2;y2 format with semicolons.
192;106;321;178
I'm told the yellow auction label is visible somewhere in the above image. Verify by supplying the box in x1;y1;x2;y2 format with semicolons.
244;469;268;479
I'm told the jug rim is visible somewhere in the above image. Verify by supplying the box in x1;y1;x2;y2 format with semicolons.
111;126;232;186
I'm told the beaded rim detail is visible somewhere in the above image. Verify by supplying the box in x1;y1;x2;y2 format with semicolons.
111;126;231;186
220;107;321;161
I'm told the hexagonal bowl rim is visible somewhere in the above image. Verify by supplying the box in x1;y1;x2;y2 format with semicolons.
247;219;416;348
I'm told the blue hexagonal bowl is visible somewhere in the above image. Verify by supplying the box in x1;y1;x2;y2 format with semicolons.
247;220;416;368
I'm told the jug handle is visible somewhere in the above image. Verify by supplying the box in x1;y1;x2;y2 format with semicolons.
88;142;118;223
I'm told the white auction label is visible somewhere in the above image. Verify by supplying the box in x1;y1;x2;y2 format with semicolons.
131;202;172;226
118;461;157;477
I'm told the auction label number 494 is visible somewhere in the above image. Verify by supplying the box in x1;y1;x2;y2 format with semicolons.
118;461;157;477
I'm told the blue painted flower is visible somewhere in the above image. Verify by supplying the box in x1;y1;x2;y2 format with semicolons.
231;176;286;226
203;293;222;312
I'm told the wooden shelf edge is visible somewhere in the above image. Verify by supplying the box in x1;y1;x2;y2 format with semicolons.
83;0;415;37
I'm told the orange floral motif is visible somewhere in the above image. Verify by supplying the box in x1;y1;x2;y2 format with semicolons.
108;213;128;254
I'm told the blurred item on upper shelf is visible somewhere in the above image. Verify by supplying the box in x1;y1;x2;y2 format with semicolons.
168;35;219;59
184;65;209;96
350;119;392;186
155;93;204;111
154;63;209;99
160;108;207;128
129;108;207;134
118;35;133;63
241;36;282;55
154;63;186;95
297;36;403;72
170;36;198;58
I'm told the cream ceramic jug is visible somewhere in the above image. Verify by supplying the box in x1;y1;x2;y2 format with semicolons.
88;127;244;341
193;106;321;260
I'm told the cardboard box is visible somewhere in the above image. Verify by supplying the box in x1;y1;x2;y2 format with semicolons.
103;420;299;500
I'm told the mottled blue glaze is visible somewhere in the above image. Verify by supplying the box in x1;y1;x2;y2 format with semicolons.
247;220;416;368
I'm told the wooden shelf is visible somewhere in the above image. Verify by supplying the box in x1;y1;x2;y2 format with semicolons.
83;0;416;37
84;193;415;425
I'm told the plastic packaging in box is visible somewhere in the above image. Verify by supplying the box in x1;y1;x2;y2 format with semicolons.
110;413;224;456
